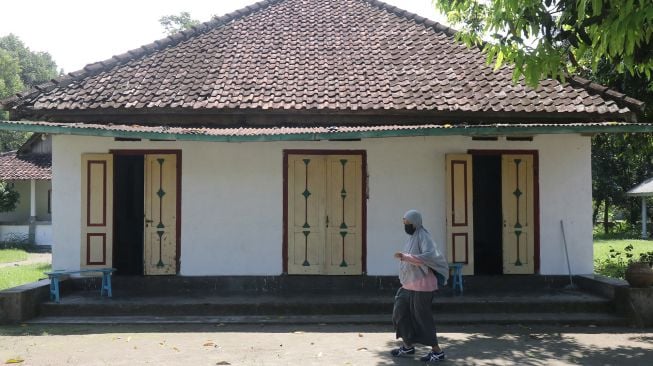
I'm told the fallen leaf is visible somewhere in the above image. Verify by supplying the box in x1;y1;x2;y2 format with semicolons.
5;358;24;364
358;333;363;337
173;347;180;352
357;347;368;351
203;342;216;347
216;362;231;365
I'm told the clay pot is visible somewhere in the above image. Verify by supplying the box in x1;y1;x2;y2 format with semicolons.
625;262;653;288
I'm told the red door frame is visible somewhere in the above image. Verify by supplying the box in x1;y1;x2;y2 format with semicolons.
467;149;540;274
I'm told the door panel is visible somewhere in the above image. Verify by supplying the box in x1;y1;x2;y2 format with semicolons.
445;154;474;275
144;154;177;275
325;155;362;275
287;156;326;274
502;154;535;274
81;154;113;269
287;154;363;275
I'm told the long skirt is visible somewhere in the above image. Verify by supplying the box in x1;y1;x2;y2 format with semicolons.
392;287;438;347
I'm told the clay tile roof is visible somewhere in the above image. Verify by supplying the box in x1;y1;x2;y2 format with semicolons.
0;0;643;124
0;151;51;180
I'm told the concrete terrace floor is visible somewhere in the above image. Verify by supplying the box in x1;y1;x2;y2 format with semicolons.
1;323;653;365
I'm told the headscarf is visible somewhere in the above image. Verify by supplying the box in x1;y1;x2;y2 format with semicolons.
402;209;449;284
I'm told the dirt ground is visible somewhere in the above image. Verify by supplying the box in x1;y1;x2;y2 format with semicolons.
1;323;652;365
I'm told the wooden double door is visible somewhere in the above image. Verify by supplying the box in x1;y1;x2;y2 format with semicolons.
286;153;364;275
446;153;537;275
81;152;179;275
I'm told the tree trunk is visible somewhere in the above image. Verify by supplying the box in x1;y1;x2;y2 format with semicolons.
592;199;602;226
603;201;610;234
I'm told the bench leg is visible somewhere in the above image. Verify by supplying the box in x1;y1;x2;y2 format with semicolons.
49;277;60;303
101;272;112;297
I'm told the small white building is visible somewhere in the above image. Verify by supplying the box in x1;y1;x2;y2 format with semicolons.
0;0;649;279
0;134;52;246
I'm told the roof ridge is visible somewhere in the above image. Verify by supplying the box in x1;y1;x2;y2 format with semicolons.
0;0;287;111
568;75;645;113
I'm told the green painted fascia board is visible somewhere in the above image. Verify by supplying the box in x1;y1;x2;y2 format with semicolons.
1;121;652;142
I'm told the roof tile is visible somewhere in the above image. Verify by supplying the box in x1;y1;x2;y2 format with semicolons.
1;0;641;122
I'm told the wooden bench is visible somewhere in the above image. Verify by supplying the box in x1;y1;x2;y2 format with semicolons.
448;263;464;294
44;268;116;303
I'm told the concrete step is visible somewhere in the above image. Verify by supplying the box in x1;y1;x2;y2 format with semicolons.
39;291;616;317
29;312;628;326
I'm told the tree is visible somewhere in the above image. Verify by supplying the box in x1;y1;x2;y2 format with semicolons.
0;34;58;89
433;0;653;85
0;180;19;213
0;34;58;150
159;12;201;35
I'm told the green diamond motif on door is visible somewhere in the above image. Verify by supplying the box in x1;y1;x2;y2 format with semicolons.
302;159;311;266
156;158;166;268
339;231;348;267
512;159;523;266
339;159;349;266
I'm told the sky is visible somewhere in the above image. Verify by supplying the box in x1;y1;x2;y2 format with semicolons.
0;0;447;73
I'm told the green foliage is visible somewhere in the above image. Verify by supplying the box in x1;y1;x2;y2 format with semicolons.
592;132;653;232
433;0;653;85
0;130;31;151
0;34;58;89
0;248;28;264
0;262;50;291
0;180;20;212
159;12;201;36
594;239;653;278
0;34;56;148
0;48;23;99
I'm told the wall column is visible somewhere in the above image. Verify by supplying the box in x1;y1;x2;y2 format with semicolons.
642;197;648;240
28;179;36;243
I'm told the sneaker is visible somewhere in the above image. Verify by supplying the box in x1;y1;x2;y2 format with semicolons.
420;350;445;362
390;345;415;357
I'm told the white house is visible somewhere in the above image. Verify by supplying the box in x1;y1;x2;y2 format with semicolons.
0;133;52;246
0;0;649;279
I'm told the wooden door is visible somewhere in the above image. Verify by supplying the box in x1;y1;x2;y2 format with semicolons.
81;154;113;269
325;155;363;275
502;154;535;274
287;155;326;274
143;154;177;275
445;154;474;275
287;154;363;275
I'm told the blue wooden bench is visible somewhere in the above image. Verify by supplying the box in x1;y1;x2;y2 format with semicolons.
448;263;464;294
44;268;116;303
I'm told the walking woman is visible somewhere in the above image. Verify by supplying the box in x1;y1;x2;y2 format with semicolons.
391;209;449;363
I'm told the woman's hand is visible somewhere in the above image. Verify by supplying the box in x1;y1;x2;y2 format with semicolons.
394;252;404;260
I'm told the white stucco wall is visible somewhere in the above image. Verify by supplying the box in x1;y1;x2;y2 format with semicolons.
0;179;51;223
51;133;593;275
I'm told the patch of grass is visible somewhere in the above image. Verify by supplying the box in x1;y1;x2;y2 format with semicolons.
594;239;653;279
0;249;28;264
0;263;51;291
594;239;653;259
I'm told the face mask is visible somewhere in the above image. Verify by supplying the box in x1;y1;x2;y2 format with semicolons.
404;223;416;235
